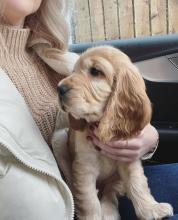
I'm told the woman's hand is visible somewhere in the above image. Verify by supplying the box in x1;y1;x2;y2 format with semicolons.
87;124;159;162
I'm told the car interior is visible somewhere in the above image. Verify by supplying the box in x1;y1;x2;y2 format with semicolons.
70;34;178;165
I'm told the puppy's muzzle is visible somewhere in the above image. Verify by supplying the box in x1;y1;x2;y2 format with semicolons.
57;85;70;97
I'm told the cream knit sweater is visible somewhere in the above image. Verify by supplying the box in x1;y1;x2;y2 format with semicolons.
0;25;63;145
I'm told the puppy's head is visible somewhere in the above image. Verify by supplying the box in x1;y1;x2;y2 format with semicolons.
57;46;152;142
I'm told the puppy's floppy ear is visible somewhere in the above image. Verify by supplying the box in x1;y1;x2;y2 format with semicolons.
97;62;152;142
68;113;87;131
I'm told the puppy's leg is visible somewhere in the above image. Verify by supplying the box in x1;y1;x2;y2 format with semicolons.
100;179;124;220
101;193;120;220
100;175;125;220
118;161;173;220
73;154;102;220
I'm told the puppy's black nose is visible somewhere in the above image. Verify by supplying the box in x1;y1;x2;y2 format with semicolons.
57;85;70;96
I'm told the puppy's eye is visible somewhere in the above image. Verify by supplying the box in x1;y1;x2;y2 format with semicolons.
90;67;103;77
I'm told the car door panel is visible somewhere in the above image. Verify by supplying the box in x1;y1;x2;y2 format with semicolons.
70;34;178;62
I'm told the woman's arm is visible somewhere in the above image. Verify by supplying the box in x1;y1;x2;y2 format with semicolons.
87;123;159;162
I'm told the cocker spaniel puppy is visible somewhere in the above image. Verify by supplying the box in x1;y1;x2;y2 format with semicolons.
53;46;173;220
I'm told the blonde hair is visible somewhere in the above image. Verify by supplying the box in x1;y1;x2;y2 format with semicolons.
0;0;79;75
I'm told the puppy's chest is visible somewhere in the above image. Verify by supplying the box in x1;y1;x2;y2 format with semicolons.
74;130;118;180
97;154;117;181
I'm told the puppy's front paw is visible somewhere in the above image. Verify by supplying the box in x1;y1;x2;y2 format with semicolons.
138;203;173;220
101;201;121;220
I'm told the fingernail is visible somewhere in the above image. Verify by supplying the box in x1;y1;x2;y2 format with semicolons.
89;125;95;130
87;136;93;141
95;122;99;127
94;146;101;151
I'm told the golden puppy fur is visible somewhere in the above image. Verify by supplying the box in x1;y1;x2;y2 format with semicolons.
52;46;173;220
